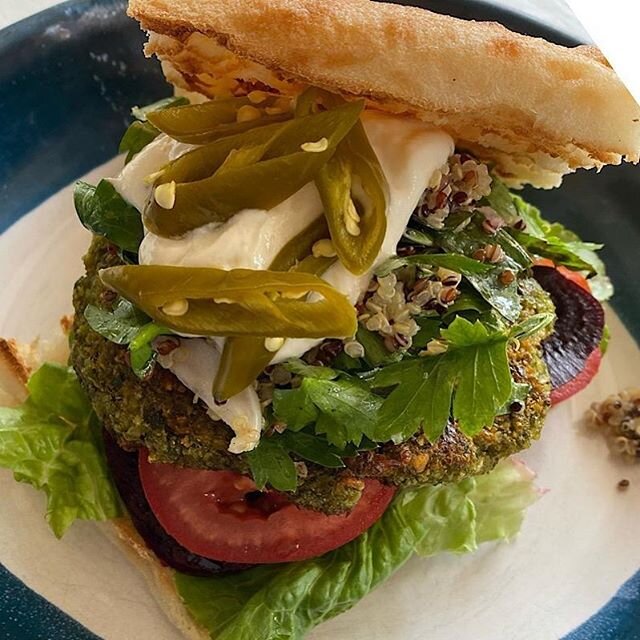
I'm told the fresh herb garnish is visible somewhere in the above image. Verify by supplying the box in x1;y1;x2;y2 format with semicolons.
512;196;613;300
246;436;298;492
278;430;345;468
83;299;148;344
84;300;171;379
273;377;383;448
375;252;493;278
356;326;402;367
509;312;555;341
482;175;519;224
74;180;143;253
247;429;345;491
373;317;513;442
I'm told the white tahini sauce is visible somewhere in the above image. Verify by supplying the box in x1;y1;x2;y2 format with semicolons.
111;111;454;453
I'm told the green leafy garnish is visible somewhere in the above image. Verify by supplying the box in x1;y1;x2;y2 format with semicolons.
118;121;161;164
483;175;519;224
281;360;338;380
424;218;530;323
246;429;345;490
74;180;143;253
356;326;402;367
512;196;613;300
273;377;382;448
174;459;539;640
402;227;435;247
278;431;345;469
0;364;121;537
83;299;148;344
375;252;493;278
306;378;383;448
246;437;298;492
272;387;319;431
374;317;512;441
84;300;171;379
426;317;512;437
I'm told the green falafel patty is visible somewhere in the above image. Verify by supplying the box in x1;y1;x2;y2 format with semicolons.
71;236;552;514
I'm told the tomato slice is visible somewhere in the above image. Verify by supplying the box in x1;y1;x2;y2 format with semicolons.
550;347;602;405
139;451;395;564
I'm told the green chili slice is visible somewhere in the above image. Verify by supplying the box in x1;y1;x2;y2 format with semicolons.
269;216;329;272
297;89;388;275
99;265;355;339
144;100;365;238
213;217;336;400
146;95;292;144
213;336;270;402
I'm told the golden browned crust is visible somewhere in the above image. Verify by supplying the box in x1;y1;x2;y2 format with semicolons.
101;519;210;640
0;338;30;405
128;0;640;188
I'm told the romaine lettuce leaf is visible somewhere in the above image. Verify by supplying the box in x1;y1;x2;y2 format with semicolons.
512;196;613;300
175;459;539;640
0;363;121;537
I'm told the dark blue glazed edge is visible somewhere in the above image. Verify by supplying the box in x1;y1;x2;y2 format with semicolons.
0;1;638;639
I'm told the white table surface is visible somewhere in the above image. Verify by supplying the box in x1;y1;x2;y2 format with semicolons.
0;0;591;41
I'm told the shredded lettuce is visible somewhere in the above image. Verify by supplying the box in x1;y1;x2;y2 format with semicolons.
175;459;539;640
0;363;121;537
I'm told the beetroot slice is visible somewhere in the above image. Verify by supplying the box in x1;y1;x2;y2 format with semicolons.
103;429;251;577
550;348;602;405
533;265;605;392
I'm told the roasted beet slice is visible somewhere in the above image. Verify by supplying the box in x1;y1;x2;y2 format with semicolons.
103;429;251;576
550;348;602;405
533;265;605;401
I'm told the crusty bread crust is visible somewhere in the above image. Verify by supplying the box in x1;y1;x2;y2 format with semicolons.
0;336;206;639
101;519;210;640
128;0;640;188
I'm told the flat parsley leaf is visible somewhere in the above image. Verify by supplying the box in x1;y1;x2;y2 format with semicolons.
74;180;143;253
304;378;383;447
374;318;513;442
246;437;297;492
272;377;382;448
272;387;319;431
84;300;171;379
438;317;512;435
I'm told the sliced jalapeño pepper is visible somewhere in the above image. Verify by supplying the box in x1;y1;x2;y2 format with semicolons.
296;89;388;276
269;216;329;272
144;100;365;238
99;265;355;339
146;95;292;144
213;217;336;400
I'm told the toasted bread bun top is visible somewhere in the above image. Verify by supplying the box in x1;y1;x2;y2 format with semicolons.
128;0;640;188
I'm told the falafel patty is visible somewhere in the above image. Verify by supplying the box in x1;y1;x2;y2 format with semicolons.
71;236;552;514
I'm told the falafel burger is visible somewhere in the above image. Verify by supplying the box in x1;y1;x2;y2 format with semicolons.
2;1;640;638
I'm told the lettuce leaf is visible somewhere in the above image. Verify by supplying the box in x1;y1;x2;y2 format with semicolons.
512;196;613;300
0;363;121;537
175;459;539;640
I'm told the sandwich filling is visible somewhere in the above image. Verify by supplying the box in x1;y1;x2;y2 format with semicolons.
110;112;454;452
66;85;610;519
